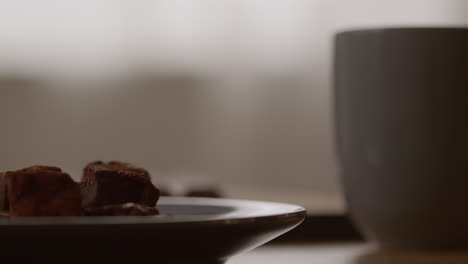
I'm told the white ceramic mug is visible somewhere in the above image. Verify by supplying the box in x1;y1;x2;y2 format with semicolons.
334;28;468;249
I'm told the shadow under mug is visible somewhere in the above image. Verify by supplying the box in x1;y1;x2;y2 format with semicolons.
334;27;468;249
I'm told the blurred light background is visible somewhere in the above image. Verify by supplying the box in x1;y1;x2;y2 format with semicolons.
1;0;468;213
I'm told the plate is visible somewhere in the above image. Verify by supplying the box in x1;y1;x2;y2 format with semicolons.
0;197;306;264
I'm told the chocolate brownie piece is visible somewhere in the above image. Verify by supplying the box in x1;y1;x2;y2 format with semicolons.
3;166;83;217
0;172;8;211
84;203;159;216
83;161;150;183
81;161;159;207
107;161;151;178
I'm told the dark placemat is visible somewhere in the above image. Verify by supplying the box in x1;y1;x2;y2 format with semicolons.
269;214;364;244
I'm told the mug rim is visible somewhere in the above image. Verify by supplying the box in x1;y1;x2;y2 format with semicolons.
336;26;468;37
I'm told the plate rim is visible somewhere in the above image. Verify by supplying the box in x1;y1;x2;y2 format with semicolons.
0;196;307;226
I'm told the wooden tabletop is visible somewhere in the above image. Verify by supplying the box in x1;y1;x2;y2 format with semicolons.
229;243;468;264
230;243;367;264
